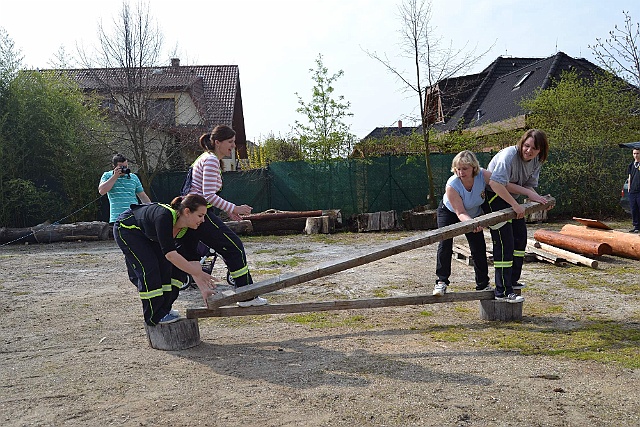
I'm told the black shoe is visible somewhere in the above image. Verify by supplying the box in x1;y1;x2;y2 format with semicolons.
629;229;640;233
513;282;526;290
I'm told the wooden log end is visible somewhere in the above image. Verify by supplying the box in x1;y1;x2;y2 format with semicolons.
479;299;523;321
144;318;201;350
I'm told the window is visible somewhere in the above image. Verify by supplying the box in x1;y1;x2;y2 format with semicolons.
512;71;532;90
147;98;175;125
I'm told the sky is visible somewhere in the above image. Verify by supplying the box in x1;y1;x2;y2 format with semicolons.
2;0;639;141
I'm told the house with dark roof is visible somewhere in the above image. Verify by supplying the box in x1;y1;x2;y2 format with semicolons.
430;51;603;135
354;120;421;157
360;52;607;154
59;58;247;170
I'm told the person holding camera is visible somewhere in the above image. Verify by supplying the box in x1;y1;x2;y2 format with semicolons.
99;153;151;223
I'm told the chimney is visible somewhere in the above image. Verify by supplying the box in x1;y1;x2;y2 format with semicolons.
171;58;180;68
398;120;402;128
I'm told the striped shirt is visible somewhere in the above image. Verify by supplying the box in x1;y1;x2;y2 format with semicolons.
189;152;235;213
100;171;145;222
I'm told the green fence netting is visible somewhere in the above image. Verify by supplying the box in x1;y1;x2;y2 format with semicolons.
123;148;628;224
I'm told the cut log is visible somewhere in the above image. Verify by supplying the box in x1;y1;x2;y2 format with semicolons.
559;224;640;260
401;208;437;230
243;210;323;221
304;216;330;234
0;221;111;244
144;318;200;350
356;211;397;232
202;196;555;310
532;241;599;268
251;217;309;233
479;300;523;321
533;229;611;256
322;209;342;229
224;220;253;235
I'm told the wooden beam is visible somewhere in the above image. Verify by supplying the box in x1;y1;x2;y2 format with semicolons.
205;196;555;309
187;290;495;318
533;241;599;269
243;210;323;220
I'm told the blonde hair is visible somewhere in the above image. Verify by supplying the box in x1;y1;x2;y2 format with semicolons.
451;150;480;177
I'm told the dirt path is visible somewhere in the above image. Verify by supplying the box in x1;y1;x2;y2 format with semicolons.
1;225;638;426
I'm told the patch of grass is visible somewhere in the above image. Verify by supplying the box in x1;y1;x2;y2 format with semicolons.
473;320;640;368
254;248;278;254
284;312;372;329
562;267;639;294
525;304;566;317
453;305;472;313
243;235;282;244
256;257;306;268
418;310;434;317
373;289;389;298
372;285;399;298
283;249;312;255
201;315;271;327
608;281;640;295
562;275;600;291
429;325;468;342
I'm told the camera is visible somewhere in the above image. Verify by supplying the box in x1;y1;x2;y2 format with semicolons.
119;166;131;174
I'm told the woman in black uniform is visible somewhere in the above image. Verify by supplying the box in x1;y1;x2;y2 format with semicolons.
114;194;217;325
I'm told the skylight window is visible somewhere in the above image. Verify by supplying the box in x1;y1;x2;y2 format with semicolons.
513;71;532;89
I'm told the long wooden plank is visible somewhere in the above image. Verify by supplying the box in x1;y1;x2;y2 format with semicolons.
205;196;555;309
188;290;495;318
572;217;612;230
533;241;599;268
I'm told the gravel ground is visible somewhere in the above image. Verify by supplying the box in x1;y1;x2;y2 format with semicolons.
1;221;639;426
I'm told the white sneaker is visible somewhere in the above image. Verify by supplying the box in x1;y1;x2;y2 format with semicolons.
237;296;268;307
513;282;526;290
169;309;179;317
495;293;524;303
432;281;447;296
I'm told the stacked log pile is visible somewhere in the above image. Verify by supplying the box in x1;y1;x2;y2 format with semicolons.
526;218;640;267
559;224;640;260
240;209;341;235
0;221;112;244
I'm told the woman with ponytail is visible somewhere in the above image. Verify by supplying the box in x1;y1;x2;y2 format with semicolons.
113;194;217;325
186;125;267;307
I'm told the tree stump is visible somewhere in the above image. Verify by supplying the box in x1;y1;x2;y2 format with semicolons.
304;216;330;234
479;300;523;321
144;318;201;350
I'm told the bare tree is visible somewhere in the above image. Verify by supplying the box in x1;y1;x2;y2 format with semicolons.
77;1;198;189
589;10;640;88
366;0;491;207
